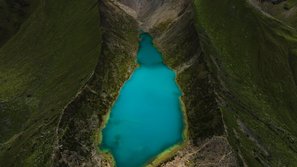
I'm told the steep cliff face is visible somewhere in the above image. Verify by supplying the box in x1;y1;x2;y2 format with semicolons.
149;2;237;166
53;0;139;166
119;0;188;31
119;0;162;16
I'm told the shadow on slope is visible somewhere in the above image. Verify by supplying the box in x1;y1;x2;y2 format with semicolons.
194;0;297;166
0;0;101;166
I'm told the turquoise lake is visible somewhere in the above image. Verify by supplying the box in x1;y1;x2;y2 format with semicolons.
100;33;184;167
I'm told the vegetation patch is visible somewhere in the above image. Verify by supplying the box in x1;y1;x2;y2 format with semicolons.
194;0;297;165
0;0;101;166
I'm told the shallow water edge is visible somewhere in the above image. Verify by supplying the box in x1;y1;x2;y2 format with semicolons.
96;33;189;167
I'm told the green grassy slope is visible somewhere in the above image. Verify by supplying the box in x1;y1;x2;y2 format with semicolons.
0;0;39;46
194;0;297;166
253;0;297;28
0;0;101;166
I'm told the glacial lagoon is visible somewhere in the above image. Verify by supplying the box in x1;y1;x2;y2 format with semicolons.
101;33;184;167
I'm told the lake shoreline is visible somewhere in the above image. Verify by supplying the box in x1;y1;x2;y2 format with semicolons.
97;32;188;167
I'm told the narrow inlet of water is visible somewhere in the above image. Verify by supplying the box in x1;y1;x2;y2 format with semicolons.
100;33;185;167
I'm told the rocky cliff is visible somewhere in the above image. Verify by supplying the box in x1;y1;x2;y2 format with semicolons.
145;1;237;166
53;0;139;166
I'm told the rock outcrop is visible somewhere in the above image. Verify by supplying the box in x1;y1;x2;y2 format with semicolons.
53;0;139;166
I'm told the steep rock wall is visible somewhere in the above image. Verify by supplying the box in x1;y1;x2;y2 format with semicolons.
150;3;237;166
53;0;139;166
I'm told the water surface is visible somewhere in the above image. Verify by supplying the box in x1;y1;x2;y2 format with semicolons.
101;33;184;167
